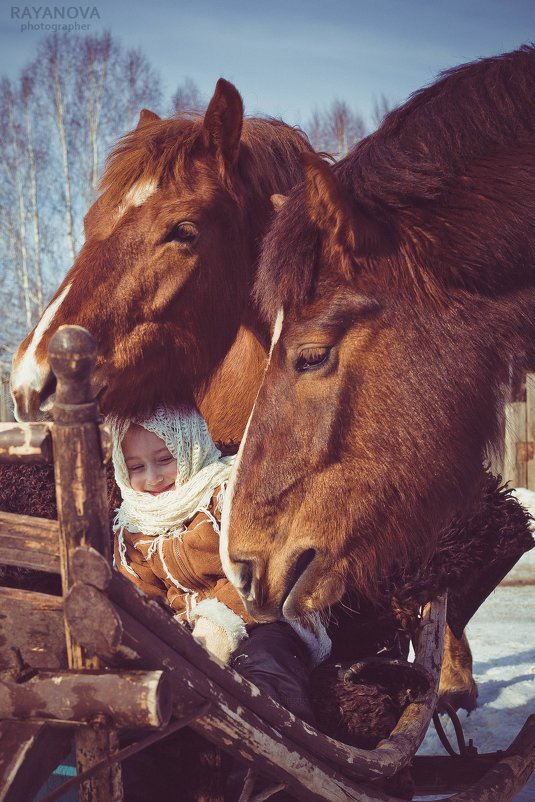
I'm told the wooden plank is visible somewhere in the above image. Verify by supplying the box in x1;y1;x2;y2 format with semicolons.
65;582;126;662
0;423;53;464
48;325;122;802
0;720;72;802
70;596;401;802
526;373;535;490
0;586;66;670
0;511;59;574
0;373;14;423
71;546;112;590
375;595;445;764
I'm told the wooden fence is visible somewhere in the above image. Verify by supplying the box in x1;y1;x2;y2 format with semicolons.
503;373;535;491
0;370;14;422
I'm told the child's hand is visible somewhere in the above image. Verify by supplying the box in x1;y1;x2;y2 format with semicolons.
192;616;233;663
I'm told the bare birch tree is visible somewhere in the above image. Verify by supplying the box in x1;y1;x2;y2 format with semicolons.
371;93;393;129
21;67;44;313
0;31;163;362
305;99;367;158
122;48;162;130
0;77;42;332
41;35;78;261
171;77;204;114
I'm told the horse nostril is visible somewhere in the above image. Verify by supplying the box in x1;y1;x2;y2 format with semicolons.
236;560;253;597
294;548;316;583
281;548;316;610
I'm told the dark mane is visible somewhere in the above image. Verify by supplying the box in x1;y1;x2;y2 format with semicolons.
347;44;535;207
256;45;535;320
100;115;311;211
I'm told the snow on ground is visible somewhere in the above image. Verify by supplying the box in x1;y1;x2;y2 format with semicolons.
416;487;535;801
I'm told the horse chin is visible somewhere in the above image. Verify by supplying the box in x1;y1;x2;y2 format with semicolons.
241;597;281;624
241;556;347;623
38;392;55;419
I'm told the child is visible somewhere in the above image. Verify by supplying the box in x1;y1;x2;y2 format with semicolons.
111;405;251;662
110;405;331;705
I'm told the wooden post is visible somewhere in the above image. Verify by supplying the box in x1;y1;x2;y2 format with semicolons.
49;325;123;802
0;371;15;422
527;374;535;490
503;373;535;489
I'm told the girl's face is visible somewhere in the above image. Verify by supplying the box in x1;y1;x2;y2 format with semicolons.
122;424;177;494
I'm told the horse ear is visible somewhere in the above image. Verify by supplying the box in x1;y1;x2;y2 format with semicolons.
304;153;389;269
202;78;244;169
303;152;358;255
136;109;161;129
271;194;288;212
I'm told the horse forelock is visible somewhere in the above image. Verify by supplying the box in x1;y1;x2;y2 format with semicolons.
98;115;312;225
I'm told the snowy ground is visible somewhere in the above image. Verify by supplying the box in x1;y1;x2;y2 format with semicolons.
416;487;535;801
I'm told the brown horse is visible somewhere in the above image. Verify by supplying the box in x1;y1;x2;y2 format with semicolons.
223;47;535;666
10;79;312;443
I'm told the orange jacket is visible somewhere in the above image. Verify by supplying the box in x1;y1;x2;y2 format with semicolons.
113;488;254;639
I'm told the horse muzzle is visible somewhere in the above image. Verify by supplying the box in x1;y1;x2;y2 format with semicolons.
11;373;55;422
12;367;107;422
235;546;322;622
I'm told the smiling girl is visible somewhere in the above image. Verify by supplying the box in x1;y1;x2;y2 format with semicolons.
110;406;252;662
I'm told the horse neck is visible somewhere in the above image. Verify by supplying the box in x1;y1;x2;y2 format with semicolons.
196;322;268;444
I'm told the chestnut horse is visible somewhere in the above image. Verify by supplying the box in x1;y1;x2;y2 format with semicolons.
223;47;535;677
12;77;478;708
10;79;312;443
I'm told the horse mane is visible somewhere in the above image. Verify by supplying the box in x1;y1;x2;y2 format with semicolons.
255;45;535;320
345;44;535;208
99;114;312;212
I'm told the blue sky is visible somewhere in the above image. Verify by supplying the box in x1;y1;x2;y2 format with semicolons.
1;0;534;127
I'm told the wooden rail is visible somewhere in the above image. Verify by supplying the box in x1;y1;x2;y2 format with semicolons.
0;511;59;573
0;423;52;463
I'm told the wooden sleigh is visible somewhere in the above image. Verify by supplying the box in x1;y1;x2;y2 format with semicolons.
0;326;533;802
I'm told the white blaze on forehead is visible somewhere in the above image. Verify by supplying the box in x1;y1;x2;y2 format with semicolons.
11;283;72;397
115;179;158;221
269;307;284;356
220;307;285;589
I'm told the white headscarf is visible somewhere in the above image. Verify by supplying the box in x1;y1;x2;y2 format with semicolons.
111;406;235;536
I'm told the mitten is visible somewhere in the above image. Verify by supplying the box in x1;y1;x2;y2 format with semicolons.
192;615;234;663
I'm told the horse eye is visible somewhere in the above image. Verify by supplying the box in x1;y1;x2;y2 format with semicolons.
164;221;199;245
295;346;331;372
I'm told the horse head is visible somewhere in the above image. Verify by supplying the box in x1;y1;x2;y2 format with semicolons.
224;49;535;622
11;79;310;431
